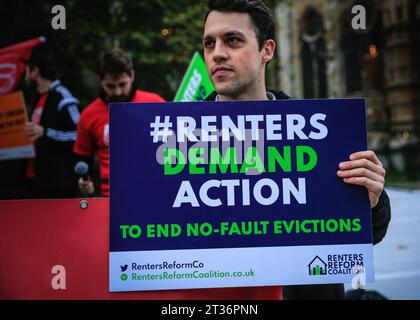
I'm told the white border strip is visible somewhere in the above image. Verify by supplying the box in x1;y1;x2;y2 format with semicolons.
110;244;374;292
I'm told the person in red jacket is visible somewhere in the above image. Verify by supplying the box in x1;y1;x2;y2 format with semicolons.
73;48;165;197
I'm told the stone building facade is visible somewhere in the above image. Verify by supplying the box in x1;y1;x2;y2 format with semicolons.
275;0;420;178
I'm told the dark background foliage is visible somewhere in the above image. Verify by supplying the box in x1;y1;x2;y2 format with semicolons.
0;0;281;107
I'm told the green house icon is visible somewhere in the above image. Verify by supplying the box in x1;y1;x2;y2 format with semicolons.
308;256;327;275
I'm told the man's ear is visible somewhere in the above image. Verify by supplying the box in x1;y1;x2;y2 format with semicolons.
262;39;276;64
130;70;135;81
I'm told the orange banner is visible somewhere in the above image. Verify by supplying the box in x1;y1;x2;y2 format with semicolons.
0;198;282;300
0;91;34;160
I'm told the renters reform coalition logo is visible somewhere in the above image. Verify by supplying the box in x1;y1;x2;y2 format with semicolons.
308;256;327;275
308;254;365;276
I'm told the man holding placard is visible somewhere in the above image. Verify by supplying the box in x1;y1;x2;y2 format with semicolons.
201;0;390;299
108;0;391;300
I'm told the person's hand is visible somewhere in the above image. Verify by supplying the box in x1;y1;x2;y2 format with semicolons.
78;177;95;196
337;150;385;208
25;122;44;141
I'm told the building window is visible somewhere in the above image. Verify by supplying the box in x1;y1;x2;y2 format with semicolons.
340;2;384;94
300;8;328;98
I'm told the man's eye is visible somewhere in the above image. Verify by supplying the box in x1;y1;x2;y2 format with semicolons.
227;37;239;45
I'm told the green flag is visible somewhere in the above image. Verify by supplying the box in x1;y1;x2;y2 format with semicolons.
174;52;214;102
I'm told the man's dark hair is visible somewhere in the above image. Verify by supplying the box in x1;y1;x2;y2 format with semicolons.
204;0;275;50
97;48;134;79
26;54;57;81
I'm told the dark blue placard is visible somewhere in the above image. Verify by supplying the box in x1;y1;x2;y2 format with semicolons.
110;99;371;252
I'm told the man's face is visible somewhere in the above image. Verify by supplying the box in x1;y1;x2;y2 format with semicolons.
203;11;273;100
100;71;134;102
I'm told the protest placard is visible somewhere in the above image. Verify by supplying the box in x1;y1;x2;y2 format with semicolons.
109;99;373;292
0;91;34;160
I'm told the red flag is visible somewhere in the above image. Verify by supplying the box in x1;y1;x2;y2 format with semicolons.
0;36;45;95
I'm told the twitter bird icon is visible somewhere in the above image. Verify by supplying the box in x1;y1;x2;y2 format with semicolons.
120;264;128;272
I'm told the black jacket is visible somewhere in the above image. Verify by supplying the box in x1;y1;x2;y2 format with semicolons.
206;90;392;299
33;80;82;189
